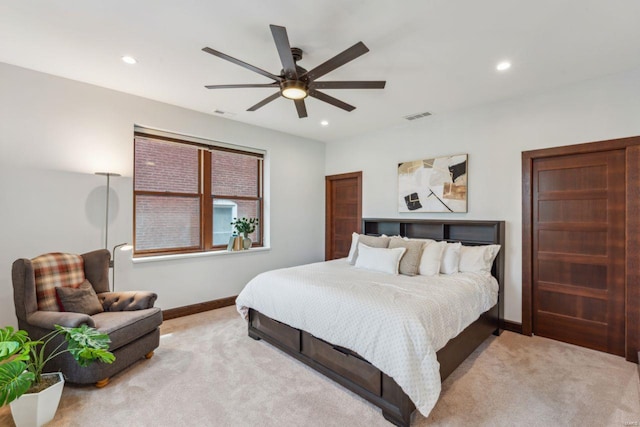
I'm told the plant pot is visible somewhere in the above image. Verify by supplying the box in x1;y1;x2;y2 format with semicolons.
232;236;244;251
243;237;252;250
10;372;65;427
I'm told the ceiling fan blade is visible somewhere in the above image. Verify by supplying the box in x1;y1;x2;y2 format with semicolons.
311;81;386;90
308;89;355;112
303;42;370;81
270;25;298;80
202;47;282;82
294;99;308;118
205;83;280;89
247;92;281;111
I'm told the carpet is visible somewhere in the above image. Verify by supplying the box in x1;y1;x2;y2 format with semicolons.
1;306;638;426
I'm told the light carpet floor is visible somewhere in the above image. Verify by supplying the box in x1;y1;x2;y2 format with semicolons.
1;306;638;427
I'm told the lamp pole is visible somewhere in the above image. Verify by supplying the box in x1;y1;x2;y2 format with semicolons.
95;172;121;249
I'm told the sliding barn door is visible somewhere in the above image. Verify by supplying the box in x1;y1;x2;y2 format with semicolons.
532;150;625;356
325;172;362;260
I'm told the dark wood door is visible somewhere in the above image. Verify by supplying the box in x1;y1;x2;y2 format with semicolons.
325;172;362;260
532;150;625;356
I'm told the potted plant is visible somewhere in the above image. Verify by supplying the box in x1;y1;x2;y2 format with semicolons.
0;324;115;427
231;217;259;250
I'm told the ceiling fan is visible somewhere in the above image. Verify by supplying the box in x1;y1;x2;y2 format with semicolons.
202;24;386;118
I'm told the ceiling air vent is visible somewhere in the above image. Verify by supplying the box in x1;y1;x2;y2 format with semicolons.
403;111;432;121
213;109;236;117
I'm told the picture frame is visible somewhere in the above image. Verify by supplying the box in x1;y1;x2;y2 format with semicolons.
398;154;468;213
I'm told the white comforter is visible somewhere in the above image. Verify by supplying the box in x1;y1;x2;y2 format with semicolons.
236;259;498;417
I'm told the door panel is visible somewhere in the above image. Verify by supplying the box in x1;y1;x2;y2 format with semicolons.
538;199;607;222
533;150;625;356
325;172;362;260
537;260;607;290
538;164;607;191
537;229;607;255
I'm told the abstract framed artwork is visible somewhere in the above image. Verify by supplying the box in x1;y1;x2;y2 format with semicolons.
398;154;468;213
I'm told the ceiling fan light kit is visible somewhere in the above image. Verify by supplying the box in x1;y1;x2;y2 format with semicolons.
281;80;308;100
203;24;386;118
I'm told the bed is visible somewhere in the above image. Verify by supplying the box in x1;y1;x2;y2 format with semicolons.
236;219;505;426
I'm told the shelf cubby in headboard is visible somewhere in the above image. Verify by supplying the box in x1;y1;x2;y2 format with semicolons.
363;218;503;246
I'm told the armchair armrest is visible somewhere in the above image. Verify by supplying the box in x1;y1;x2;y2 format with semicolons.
26;310;95;329
98;291;157;312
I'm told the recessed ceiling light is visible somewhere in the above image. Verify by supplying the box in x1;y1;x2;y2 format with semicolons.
121;56;137;65
320;120;329;127
496;61;511;71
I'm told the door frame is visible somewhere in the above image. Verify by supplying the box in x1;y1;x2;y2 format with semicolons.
522;135;640;362
325;171;362;261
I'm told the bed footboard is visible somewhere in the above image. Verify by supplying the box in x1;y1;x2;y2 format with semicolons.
249;308;415;426
248;307;498;426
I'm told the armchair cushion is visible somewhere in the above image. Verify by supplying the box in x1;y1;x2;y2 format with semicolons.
55;280;104;315
32;253;85;311
99;291;158;312
91;308;162;350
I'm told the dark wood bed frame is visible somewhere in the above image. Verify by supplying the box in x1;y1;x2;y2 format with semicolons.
248;219;505;426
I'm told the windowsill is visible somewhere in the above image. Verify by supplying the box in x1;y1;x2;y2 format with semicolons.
131;246;271;264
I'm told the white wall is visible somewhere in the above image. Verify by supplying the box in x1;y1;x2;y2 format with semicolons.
0;62;325;327
326;67;640;323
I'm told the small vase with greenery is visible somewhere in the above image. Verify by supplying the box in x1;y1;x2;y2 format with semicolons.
231;217;259;238
0;324;115;406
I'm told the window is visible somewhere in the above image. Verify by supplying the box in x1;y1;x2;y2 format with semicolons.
212;200;237;245
134;131;263;256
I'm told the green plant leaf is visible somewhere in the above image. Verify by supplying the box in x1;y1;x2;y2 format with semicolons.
55;325;114;366
72;348;116;367
0;327;32;363
0;360;34;406
56;324;111;349
0;327;29;346
0;327;24;342
0;342;19;360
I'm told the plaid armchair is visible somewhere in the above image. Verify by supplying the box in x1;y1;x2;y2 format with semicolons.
12;249;162;386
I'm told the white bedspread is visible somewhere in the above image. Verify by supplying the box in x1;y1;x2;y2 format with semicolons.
235;259;498;417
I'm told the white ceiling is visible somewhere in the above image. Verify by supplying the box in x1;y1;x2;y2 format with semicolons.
2;1;640;143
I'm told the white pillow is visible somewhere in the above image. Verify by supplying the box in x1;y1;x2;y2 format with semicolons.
346;233;390;265
440;242;462;274
346;232;359;263
419;241;447;276
459;244;501;273
354;243;406;275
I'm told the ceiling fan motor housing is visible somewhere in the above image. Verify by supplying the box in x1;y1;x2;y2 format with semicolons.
291;47;303;62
